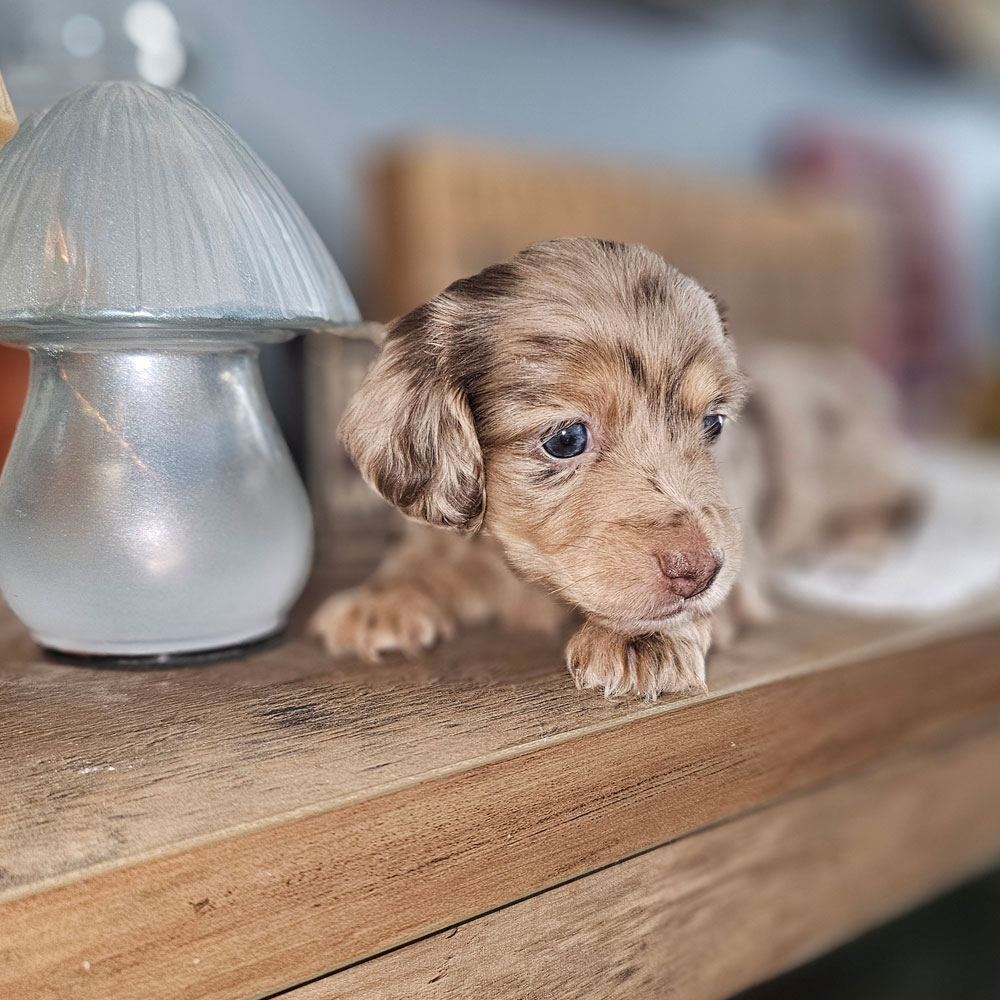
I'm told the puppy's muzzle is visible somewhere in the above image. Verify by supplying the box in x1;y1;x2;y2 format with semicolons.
657;550;722;600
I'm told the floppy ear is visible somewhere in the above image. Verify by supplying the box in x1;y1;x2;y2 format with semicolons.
339;303;486;533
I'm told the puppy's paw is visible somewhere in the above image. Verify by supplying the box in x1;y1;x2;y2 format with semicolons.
565;618;710;701
709;605;739;651
735;579;775;627
711;580;775;651
496;586;567;635
309;584;456;661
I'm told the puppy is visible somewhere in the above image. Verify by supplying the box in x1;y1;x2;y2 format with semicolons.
310;238;915;698
737;341;917;563
311;238;748;698
705;339;917;645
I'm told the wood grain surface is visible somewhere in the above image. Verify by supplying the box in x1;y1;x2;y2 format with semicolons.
296;718;1000;1000
3;569;997;900
1;608;999;1000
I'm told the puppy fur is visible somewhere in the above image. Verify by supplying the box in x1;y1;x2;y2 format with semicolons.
312;239;749;698
310;238;913;699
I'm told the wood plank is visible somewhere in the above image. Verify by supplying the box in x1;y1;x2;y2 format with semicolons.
294;717;1000;1000
1;626;999;1000
3;580;997;900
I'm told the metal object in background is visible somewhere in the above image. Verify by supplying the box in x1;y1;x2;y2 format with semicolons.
0;80;359;657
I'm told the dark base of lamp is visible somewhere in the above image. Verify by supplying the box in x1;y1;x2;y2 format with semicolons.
41;628;286;670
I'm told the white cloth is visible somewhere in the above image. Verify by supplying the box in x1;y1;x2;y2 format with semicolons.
777;446;1000;617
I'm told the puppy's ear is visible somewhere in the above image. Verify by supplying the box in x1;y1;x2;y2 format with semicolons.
339;303;485;533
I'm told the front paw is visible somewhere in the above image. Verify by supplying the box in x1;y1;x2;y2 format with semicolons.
711;579;775;650
566;618;710;701
309;584;456;661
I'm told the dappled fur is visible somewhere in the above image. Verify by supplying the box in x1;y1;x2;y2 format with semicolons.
317;239;747;699
313;238;913;699
339;301;487;532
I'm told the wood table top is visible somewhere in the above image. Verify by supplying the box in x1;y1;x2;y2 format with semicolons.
2;538;999;1000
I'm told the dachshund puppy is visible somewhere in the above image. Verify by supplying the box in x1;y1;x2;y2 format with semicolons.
705;340;917;646
311;238;748;698
310;238;914;698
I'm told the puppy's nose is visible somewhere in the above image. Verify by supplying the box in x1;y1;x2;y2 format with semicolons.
658;550;722;599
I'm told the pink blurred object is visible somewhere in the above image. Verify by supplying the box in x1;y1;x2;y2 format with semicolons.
774;123;976;433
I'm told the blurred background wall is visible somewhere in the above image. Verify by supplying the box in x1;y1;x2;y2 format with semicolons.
3;0;1000;457
6;0;1000;312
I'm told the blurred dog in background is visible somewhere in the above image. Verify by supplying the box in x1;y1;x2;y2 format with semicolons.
310;238;915;699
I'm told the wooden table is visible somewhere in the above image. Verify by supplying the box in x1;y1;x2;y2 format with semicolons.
2;543;1000;1000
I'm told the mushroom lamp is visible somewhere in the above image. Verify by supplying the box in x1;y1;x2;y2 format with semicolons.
0;81;359;658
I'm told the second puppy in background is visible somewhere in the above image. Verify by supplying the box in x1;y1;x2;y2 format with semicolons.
311;238;913;699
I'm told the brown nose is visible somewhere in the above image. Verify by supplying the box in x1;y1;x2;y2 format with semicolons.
657;550;722;599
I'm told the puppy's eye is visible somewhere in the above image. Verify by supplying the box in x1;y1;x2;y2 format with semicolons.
542;422;590;458
703;414;725;441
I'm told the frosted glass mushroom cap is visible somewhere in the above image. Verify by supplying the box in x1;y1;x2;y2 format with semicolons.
0;80;358;339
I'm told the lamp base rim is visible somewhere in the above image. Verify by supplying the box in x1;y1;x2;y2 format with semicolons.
36;625;286;669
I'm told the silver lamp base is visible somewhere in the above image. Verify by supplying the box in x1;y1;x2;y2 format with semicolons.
0;339;313;657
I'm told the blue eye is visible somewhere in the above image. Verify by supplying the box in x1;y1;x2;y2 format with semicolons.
543;422;589;458
703;414;725;441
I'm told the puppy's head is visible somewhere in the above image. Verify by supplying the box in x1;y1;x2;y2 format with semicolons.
342;238;747;632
